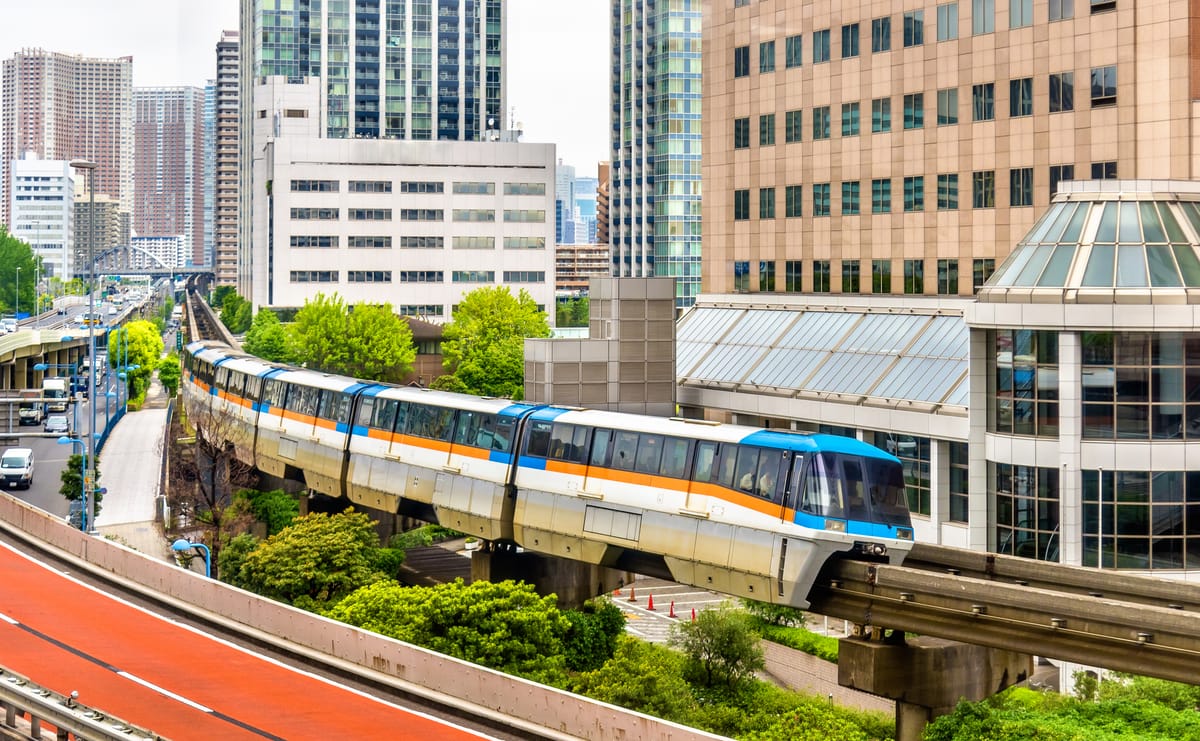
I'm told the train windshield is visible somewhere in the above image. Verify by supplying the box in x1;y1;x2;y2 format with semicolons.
862;458;912;528
794;453;911;528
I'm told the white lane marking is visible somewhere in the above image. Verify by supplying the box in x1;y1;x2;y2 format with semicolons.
0;611;18;625
116;671;213;712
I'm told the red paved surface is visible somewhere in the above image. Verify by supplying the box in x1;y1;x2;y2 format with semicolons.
0;544;491;739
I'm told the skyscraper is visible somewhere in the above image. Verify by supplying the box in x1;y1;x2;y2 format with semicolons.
134;87;206;266
610;0;702;308
1;49;133;228
215;30;240;286
203;80;217;269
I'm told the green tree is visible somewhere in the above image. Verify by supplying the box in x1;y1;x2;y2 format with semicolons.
210;285;236;310
0;225;38;316
233;488;298;536
669;603;765;689
108;320;164;401
563;597;626;672
157;353;181;397
242;308;296;363
217;533;259;589
220;292;253;333
235;508;396;610
556;296;590;328
59;452;103;525
327;578;570;685
571;636;699;721
290;292;416;382
742;698;871;741
436;286;550;398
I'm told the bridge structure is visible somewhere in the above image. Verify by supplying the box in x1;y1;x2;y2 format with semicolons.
89;245;214;281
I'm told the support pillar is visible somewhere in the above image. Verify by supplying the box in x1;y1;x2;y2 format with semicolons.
471;546;631;609
838;635;1032;741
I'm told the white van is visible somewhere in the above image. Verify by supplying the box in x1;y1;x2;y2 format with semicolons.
0;448;34;490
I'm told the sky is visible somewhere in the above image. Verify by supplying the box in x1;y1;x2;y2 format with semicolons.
0;0;609;177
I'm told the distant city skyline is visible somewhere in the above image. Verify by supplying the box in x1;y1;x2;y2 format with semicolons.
0;0;609;176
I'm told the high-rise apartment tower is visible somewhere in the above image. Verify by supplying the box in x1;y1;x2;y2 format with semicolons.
215;30;240;285
133;87;206;266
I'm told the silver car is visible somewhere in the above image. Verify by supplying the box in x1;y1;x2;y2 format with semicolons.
44;414;71;434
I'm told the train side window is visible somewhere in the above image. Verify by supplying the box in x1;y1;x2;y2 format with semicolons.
393;401;410;434
801;454;845;518
317;391;339;421
334;393;352;423
549;423;575;460
842;458;868;520
755;451;782;500
715;445;738;488
611;431;639;471
490;416;514;451
526;420;552;457
660;437;690;479
734;447;761;493
264;380;286;408
785;453;807;511
635;434;664;474
227;371;245;397
373;398;397;430
692;441;718;483
590;429;612;466
427;406;454;440
215;366;229;387
570;425;590;463
355;396;376;427
455;411;483;446
246;376;263;401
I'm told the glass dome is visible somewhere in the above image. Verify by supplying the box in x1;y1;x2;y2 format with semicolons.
978;182;1200;303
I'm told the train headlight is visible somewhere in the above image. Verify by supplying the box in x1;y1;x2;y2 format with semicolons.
896;528;913;541
856;542;887;557
824;519;846;532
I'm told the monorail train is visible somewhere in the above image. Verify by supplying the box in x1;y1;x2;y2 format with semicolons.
184;340;914;608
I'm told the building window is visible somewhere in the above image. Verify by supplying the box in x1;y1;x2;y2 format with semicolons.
504;182;546;195
290;179;339;192
872;179;892;213
871;97;891;132
1050;0;1074;19
972;170;996;208
399;208;444;221
1049;72;1074;112
993;463;1060;562
734;117;750;149
734;45;749;77
503;210;546;223
350;236;395;248
872;260;892;293
1010;167;1034;207
841;23;860;58
400;181;444;193
349;208;392;221
1082;469;1200;569
759;187;776;219
503;237;545;250
842;181;861;215
759;261;776;292
453;181;495;195
841;102;861;136
451;236;493;249
759;40;776;73
903;10;924;46
503;271;545;283
734;261;750;292
402;236;447;249
291;207;339;220
904;259;925;293
937;2;959;40
785;110;803;142
1091;65;1117;107
813;183;831;216
289;270;338;282
872;16;892;52
398;271;444;283
842;260;861;293
759;114;776;146
973;0;995;33
973;258;995;292
348;270;392;283
1010;0;1033;27
397;305;444;318
1091;161;1117;179
290;235;339;248
871;432;932;516
903;93;924;129
990;329;1059;436
785;260;803;291
948;442;969;523
1091;0;1116;12
938;259;959;294
785;34;803;68
903;175;925;212
453;270;496;283
1049;164;1074;197
734;189;750;220
452;209;496;222
813;106;831;139
813;260;831;292
1081;332;1200;441
349;180;392;193
937;88;958;125
972;82;995;121
813;29;831;63
1009;77;1033;117
937;173;959;210
785;185;803;217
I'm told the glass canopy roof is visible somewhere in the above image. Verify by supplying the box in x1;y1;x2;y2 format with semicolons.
677;305;969;409
980;184;1200;302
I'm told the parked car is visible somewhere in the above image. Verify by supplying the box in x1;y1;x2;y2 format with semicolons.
44;414;71;434
0;448;34;490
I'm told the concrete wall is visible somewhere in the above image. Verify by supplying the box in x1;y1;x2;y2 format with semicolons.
0;494;724;741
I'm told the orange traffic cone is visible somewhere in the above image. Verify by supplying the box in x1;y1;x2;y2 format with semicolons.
647;594;656;611
669;600;676;618
628;586;637;603
613;586;621;597
691;608;697;622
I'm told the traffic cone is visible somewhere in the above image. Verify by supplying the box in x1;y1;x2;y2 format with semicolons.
647;594;655;611
691;608;697;622
669;601;676;618
628;586;637;602
613;586;621;597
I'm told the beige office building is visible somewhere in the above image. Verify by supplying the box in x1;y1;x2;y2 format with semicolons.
702;0;1193;297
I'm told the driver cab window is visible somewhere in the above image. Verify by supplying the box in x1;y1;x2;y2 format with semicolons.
800;453;845;519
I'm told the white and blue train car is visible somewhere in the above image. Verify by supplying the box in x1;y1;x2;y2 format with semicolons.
512;408;913;608
346;388;541;539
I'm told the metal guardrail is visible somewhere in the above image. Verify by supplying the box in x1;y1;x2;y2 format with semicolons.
809;546;1200;685
0;667;158;741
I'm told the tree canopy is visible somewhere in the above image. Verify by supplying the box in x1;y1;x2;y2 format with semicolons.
289;292;415;382
108;319;164;400
242;308;296;363
219;291;253;334
669;602;765;689
0;225;39;317
435;286;550;398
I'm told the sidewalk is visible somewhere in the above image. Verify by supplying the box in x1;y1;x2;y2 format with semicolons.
93;374;174;562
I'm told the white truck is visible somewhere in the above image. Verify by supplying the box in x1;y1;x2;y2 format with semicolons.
41;378;68;414
17;390;43;425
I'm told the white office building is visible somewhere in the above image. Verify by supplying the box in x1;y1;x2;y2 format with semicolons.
9;153;75;280
129;235;186;271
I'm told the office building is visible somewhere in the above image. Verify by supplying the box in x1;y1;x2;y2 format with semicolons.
9;154;75;280
74;194;130;273
130;235;186;270
214;30;240;286
610;0;703;308
1;49;133;228
133;87;206;266
556;159;576;244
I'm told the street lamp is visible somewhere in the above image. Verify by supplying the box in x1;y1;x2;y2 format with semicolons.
56;436;88;531
171;539;211;578
70;159;98;536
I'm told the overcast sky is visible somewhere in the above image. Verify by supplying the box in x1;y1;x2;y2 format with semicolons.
0;0;609;177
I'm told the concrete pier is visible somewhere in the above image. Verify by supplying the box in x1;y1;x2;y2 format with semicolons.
471;545;631;609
